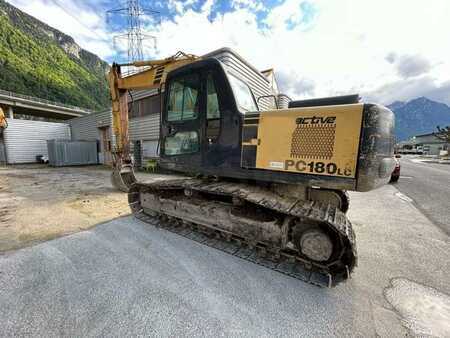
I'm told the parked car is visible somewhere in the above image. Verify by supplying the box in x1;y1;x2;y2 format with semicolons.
390;156;401;182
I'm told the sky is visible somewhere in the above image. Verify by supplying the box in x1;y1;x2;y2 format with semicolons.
7;0;450;105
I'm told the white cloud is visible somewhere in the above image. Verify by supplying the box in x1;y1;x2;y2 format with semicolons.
365;77;450;106
6;0;450;105
387;54;432;79
145;0;450;105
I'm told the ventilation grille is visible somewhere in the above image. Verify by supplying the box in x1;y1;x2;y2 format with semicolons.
290;124;336;159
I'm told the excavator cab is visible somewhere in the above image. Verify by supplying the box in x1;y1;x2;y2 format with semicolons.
159;58;245;174
158;58;395;193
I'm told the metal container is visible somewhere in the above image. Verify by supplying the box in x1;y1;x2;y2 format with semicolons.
47;139;98;167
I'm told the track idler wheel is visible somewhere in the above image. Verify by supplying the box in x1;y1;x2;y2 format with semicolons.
292;222;335;262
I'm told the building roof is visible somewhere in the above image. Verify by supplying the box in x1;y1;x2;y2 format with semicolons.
413;132;437;138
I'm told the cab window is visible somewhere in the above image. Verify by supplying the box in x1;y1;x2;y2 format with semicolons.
205;73;221;141
164;131;199;155
228;74;258;112
206;73;220;119
167;74;200;121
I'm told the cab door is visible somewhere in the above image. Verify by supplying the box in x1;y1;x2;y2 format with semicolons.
160;72;204;170
203;71;221;165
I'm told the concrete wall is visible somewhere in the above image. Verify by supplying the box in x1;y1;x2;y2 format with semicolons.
3;119;70;163
69;110;112;141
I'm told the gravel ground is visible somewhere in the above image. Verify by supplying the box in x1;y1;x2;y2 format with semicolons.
0;165;173;252
0;181;449;337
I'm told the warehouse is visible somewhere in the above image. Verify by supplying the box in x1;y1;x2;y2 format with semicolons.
1;119;70;164
69;48;283;165
0;90;90;164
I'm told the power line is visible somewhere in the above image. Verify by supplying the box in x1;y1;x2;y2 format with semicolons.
107;0;160;63
48;0;106;41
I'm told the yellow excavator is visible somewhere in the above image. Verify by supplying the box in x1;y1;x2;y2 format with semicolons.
0;107;7;131
108;51;395;287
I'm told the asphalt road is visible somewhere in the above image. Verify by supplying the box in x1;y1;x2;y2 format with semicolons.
1;185;449;337
394;156;450;235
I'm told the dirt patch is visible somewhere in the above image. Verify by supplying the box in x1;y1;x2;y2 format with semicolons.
0;165;174;252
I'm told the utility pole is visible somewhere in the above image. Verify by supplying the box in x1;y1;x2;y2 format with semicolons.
107;0;159;63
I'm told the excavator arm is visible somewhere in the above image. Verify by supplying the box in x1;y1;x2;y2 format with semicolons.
0;107;7;131
108;52;199;191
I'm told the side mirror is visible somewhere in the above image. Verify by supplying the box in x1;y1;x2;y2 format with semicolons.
395;154;401;158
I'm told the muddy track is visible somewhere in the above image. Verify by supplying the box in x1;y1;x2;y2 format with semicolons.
129;178;357;287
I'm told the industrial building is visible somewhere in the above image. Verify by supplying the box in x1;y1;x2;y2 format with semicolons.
396;132;448;156
411;133;448;156
0;89;91;164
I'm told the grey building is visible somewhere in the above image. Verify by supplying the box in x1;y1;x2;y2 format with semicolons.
412;133;448;156
1;119;70;164
396;133;448;156
0;89;91;164
69;48;283;165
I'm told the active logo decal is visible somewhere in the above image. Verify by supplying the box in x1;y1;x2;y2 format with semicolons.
295;116;336;125
290;115;337;160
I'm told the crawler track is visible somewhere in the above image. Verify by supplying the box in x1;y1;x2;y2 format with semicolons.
129;179;357;287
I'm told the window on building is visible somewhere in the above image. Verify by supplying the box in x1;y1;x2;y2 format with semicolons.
167;74;200;121
164;131;199;155
228;73;258;113
129;94;161;118
142;95;160;116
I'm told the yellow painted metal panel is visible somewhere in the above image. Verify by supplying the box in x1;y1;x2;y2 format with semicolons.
254;103;363;178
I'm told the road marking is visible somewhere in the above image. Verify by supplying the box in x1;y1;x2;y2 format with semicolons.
400;176;413;179
395;192;413;203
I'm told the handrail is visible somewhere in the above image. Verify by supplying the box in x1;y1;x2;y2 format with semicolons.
0;88;95;113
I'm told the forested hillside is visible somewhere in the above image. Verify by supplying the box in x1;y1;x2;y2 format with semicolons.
0;0;110;110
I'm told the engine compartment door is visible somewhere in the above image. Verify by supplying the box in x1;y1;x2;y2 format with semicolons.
241;103;364;179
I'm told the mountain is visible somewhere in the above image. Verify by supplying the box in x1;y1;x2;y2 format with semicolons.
0;0;110;110
387;97;450;141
